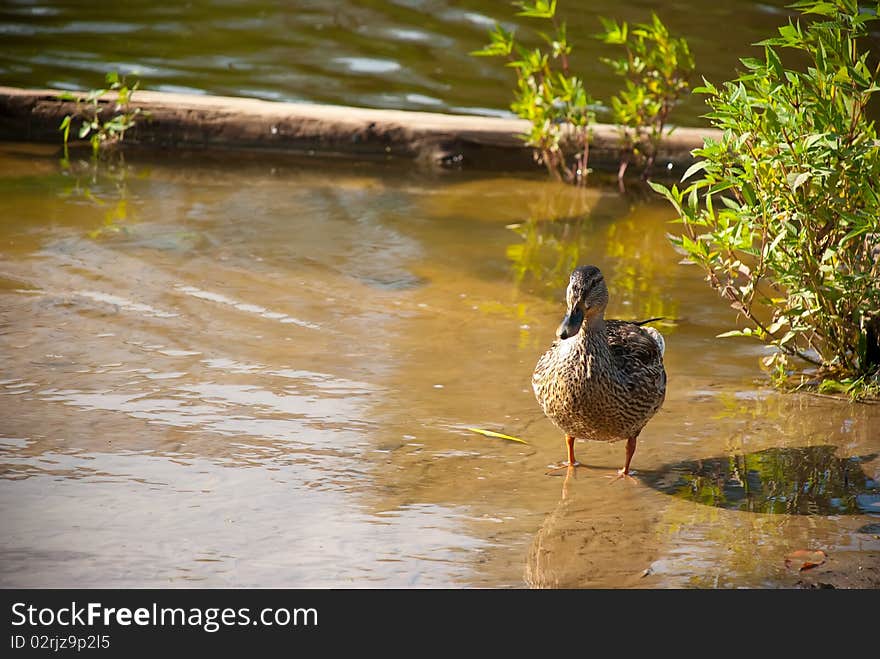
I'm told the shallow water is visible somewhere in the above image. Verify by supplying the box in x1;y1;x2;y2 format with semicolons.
0;143;878;588
0;0;802;126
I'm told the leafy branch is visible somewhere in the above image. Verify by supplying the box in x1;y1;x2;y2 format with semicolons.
472;1;595;185
59;72;143;160
473;3;693;184
598;13;695;182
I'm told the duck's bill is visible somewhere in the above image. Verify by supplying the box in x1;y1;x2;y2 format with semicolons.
557;307;584;339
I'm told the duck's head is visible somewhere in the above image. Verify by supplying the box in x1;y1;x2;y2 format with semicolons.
556;265;608;339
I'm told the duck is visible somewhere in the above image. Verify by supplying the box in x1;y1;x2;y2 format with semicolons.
532;265;666;478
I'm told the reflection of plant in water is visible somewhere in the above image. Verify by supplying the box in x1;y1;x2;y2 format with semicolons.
507;215;588;296
506;183;597;294
648;446;878;515
603;212;679;323
648;444;879;587
59;156;137;239
709;388;877;446
655;500;796;588
507;191;678;324
472;299;536;351
56;71;144;240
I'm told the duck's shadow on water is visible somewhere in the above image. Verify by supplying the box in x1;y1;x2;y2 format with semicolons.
638;445;880;516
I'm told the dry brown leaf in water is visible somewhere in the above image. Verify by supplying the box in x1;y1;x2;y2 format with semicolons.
785;549;827;571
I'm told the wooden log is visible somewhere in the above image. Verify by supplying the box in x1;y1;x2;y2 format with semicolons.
0;86;719;173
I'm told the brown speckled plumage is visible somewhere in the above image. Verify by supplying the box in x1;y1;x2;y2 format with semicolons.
532;265;666;472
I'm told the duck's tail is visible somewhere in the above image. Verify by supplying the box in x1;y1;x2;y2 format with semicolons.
642;326;666;357
633;317;664;326
633;317;666;357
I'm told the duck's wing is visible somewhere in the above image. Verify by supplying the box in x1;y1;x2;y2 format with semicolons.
606;321;667;413
605;320;664;367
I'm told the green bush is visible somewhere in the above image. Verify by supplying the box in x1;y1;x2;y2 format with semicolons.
598;13;695;181
472;1;595;185
651;0;880;394
473;2;692;184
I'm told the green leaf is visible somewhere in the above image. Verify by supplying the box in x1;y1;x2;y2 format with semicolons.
470;24;515;57
818;379;849;393
515;0;557;19
840;224;871;244
766;46;784;79
466;427;529;444
681;159;708;182
687;184;699;211
778;330;797;345
597;16;627;44
720;195;741;211
787;171;811;191
796;1;844;17
648;180;677;204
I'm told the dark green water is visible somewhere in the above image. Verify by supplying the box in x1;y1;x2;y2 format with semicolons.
0;0;797;125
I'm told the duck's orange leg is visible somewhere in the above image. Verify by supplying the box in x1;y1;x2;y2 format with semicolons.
611;436;638;482
621;436;637;474
545;434;581;476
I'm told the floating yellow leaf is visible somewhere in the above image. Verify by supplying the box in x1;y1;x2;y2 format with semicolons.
466;427;529;444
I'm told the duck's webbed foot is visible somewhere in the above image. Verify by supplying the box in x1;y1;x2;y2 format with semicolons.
545;434;583;476
608;467;638;483
545;461;583;476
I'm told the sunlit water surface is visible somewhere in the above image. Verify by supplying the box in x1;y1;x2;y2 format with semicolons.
0;143;878;588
